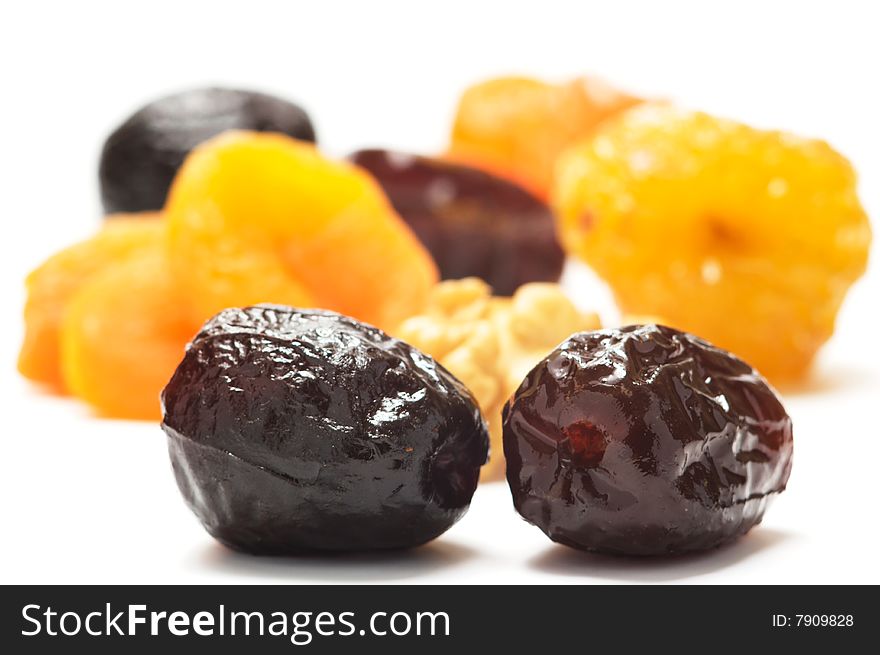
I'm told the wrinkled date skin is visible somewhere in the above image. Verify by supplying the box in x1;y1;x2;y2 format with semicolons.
351;149;565;296
503;324;793;556
161;305;488;553
100;87;316;214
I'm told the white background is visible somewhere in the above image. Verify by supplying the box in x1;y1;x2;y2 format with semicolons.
1;0;878;584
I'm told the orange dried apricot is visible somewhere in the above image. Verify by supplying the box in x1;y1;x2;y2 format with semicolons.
447;76;641;199
166;131;438;331
554;104;872;382
61;248;198;420
18;215;163;390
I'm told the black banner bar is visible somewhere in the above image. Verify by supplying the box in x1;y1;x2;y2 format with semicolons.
0;585;872;652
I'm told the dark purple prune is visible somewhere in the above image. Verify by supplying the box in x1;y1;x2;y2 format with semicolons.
161;305;488;554
503;324;793;556
100;87;316;214
350;149;565;296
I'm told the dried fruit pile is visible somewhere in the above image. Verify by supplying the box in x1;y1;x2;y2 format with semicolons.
18;75;874;556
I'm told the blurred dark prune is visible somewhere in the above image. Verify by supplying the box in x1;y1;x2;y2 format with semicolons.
503;324;793;556
351;149;565;296
100;87;316;214
161;305;488;553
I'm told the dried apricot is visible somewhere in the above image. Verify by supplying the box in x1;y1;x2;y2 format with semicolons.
554;104;872;382
18;215;163;390
166;132;438;331
447;76;641;199
61;248;198;420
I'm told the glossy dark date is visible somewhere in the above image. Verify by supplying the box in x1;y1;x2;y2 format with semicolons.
351;149;565;296
503;324;793;556
161;305;488;553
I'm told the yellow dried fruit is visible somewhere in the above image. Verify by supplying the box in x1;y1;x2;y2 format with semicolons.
554;104;872;382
